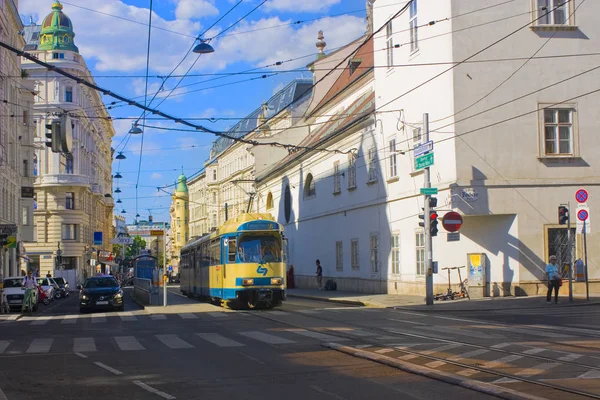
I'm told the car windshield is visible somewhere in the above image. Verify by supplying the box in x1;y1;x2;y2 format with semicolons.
3;279;23;288
54;277;65;285
237;234;282;263
84;278;118;288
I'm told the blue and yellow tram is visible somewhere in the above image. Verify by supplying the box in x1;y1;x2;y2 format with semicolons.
179;213;286;308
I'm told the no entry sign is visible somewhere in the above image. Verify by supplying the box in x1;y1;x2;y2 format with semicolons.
442;212;463;233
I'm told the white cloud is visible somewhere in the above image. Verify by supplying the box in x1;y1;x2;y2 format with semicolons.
151;172;163;180
264;0;341;13
174;0;219;20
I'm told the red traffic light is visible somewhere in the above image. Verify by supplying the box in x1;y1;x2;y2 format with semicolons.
430;212;438;220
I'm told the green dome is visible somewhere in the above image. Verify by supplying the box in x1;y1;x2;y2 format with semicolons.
38;1;79;53
176;174;188;193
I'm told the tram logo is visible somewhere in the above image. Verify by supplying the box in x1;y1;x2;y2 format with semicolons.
257;265;268;276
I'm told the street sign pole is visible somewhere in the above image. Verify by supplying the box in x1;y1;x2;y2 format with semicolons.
423;113;433;306
567;201;573;302
584;220;589;301
164;235;167;307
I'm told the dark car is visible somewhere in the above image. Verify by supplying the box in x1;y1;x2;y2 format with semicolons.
53;277;69;298
78;276;124;313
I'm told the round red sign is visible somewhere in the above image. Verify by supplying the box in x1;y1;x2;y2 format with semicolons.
442;212;463;233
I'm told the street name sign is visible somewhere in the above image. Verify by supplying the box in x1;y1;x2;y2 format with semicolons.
415;152;434;171
414;140;433;157
420;187;438;195
112;237;134;245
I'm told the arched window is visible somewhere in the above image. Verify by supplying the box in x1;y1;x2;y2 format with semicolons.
284;185;291;223
266;192;273;210
304;173;316;198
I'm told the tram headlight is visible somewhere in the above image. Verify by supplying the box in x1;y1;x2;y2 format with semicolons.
242;279;254;286
271;278;282;285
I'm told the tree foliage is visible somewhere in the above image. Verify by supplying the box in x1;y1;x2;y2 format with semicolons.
126;236;146;258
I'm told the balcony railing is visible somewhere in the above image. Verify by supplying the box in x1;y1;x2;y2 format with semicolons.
36;174;89;186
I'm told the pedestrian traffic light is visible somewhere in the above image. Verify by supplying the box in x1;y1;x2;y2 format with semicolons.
558;205;569;225
430;210;439;237
45;120;61;153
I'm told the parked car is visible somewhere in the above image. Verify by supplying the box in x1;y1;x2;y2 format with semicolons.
2;277;39;312
36;278;56;302
53;277;70;297
78;276;124;313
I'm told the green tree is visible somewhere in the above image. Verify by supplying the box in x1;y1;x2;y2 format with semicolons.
126;236;146;258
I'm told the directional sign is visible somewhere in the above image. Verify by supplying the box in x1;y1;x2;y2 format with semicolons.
442;211;463;233
414;140;433;157
0;224;17;235
576;189;589;204
150;230;164;236
112;237;134;245
415;152;434;171
576;204;591;234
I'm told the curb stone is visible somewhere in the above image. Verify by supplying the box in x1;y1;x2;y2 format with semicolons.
323;342;549;400
286;294;367;307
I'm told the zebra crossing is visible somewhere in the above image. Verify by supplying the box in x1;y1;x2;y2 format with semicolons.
0;327;363;355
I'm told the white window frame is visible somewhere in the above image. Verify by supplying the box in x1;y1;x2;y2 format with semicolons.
386;21;394;68
416;231;425;275
391;233;400;275
347;153;356;189
388;138;398;179
538;104;579;158
409;0;419;53
367;147;377;183
333;161;341;194
351;239;359;271
370;233;379;274
62;224;77;241
533;0;574;26
336;241;343;272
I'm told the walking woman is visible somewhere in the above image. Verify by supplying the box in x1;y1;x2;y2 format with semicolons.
545;255;561;304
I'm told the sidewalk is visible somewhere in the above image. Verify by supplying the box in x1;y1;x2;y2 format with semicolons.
286;288;600;311
129;285;232;314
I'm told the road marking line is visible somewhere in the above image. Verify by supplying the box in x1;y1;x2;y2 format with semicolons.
266;310;288;316
327;328;372;337
425;360;446;368
491;343;511;349
385;318;426;325
179;313;197;319
393;311;427;317
207;312;228;318
558;353;583;361
92;313;107;323
0;341;9;354
114;336;145;351
422;343;462;355
523;348;546;355
26;338;53;353
433;316;486;324
493;363;560;383
448;348;490;361
195;333;244;347
61;314;78;324
355;344;373;349
74;352;88;359
94;362;123;375
30;316;52;325
528;324;600;336
482;354;523;368
150;315;167;320
577;369;600;379
73;338;96;353
456;369;479;376
285;329;349;342
155;334;194;349
375;348;395;354
0;387;7;400
119;312;137;321
419;325;505;339
239;331;295;345
132;381;175;400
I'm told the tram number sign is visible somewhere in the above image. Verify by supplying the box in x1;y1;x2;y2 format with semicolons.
442;212;463;233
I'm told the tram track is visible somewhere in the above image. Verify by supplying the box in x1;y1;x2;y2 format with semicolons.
247;307;600;399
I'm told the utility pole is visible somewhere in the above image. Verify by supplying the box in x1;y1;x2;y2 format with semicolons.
163;233;167;307
423;113;434;305
567;201;573;302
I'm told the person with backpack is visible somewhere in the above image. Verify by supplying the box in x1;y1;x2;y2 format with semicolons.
22;270;38;312
315;259;323;290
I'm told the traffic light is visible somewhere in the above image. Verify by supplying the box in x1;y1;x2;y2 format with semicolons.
419;209;426;228
45;120;61;153
558;205;569;225
429;196;437;208
430;210;439;236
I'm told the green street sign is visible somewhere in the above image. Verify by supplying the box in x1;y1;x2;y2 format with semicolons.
420;188;438;195
415;152;434;170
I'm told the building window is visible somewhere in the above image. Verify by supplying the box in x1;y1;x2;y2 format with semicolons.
65;87;73;102
370;233;379;273
213;170;217;181
367;147;377;183
409;0;419;53
334;241;343;272
284;185;291;223
212;213;217;228
60;154;74;174
546;227;576;273
416;232;425;275
177;232;181;242
62;224;77;240
22;159;29;177
177;217;181;227
65;192;74;209
385;21;394;67
52;52;65;59
389;139;397;178
22;207;28;226
22;110;28;126
304;173;315;198
351;239;359;271
33;154;38;176
212;192;216;204
333;161;341;194
536;0;572;25
413;127;422;144
391;234;400;275
542;108;575;156
348;59;361;76
266;192;273;210
347;153;356;189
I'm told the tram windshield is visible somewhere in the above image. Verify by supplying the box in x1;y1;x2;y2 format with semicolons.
237;234;282;263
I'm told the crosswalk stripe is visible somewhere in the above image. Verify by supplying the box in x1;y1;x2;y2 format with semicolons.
73;338;97;353
523;348;546;355
558;353;583;361
179;313;198;319
27;338;53;353
155;334;194;349
420;325;504;339
30;316;52;326
195;333;244;347
425;360;446;368
119;312;137;321
285;329;349;342
577;369;600;379
448;348;490;361
61;315;78;324
327;328;372;337
207;312;228;318
92;313;107;323
456;369;479;376
114;336;145;351
493;363;560;383
150;315;167;320
239;331;295;344
0;341;9;353
482;354;522;368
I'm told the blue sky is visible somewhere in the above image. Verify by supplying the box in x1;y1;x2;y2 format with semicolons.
20;0;370;224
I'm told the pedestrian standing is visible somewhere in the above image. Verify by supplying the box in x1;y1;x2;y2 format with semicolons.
316;259;323;290
545;255;561;304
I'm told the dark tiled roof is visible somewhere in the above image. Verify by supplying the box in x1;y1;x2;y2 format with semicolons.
23;25;41;50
